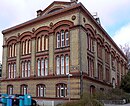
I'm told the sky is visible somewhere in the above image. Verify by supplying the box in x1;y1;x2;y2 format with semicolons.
0;0;130;62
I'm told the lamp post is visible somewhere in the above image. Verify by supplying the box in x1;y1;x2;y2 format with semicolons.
68;74;72;101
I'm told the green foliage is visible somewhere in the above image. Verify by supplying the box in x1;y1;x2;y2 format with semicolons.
120;72;130;93
94;88;130;102
57;93;104;106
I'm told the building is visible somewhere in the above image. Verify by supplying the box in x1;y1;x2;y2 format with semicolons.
1;0;128;105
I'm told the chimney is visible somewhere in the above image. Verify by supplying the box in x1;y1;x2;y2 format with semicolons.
37;10;42;17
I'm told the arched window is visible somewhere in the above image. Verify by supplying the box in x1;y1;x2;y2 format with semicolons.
28;40;31;54
7;85;13;95
56;83;67;97
56;30;70;48
112;78;116;88
87;57;94;77
36;84;46;97
90;85;95;95
21;39;31;55
65;31;69;46
45;36;49;50
21;84;28;95
41;35;44;51
37;37;41;52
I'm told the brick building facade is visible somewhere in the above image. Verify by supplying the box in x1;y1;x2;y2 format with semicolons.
1;0;128;105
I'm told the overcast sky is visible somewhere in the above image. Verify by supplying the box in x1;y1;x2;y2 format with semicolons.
0;0;130;62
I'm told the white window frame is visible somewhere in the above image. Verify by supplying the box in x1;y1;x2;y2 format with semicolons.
41;59;44;76
22;62;25;78
8;64;11;78
14;64;16;78
56;57;60;75
38;60;41;76
61;56;64;74
65;31;69;46
45;59;48;76
57;33;60;48
25;62;28;77
61;31;65;47
66;56;69;75
28;61;30;77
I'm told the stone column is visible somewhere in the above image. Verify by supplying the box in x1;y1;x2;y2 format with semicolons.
102;48;106;81
94;40;98;78
2;45;8;79
49;33;54;75
16;42;21;78
31;37;36;77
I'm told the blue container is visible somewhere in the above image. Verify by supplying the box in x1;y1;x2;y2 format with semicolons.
7;96;12;106
1;94;8;104
19;96;24;106
24;94;32;105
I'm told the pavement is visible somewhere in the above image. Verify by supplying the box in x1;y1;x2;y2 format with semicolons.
104;103;130;106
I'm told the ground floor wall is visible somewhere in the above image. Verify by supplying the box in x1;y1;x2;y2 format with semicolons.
83;76;112;95
1;76;80;100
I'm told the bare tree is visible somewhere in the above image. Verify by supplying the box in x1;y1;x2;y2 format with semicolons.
120;43;130;71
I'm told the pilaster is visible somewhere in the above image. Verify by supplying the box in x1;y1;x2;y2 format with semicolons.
31;37;36;77
49;33;54;75
2;45;8;79
102;48;106;81
109;54;112;83
16;42;20;78
94;40;98;78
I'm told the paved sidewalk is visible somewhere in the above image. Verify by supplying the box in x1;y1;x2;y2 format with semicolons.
105;103;130;106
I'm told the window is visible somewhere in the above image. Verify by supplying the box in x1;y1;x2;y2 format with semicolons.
56;30;69;48
65;31;69;46
37;84;46;97
45;36;49;50
21;61;31;78
56;83;67;97
21;39;31;55
87;32;94;52
45;59;48;76
97;43;102;59
66;56;69;75
106;68;110;82
105;50;110;64
56;55;69;75
57;32;60;48
87;57;94;77
41;59;44;76
28;61;31;77
21;85;28;95
37;35;49;52
61;30;65;47
8;63;16;79
8;43;17;57
37;58;48;76
7;85;13;95
38;60;41;76
61;56;64;74
98;63;103;80
56;57;60;75
90;85;95;95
